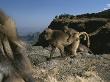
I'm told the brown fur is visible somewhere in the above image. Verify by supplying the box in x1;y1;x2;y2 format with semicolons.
68;32;90;56
44;28;71;58
63;25;107;55
44;28;89;58
0;10;17;41
64;26;90;46
0;10;35;82
63;26;90;56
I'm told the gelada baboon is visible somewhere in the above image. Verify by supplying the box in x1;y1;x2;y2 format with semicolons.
0;10;35;82
63;25;107;55
43;28;89;59
44;28;72;58
63;26;90;56
68;31;90;56
63;26;90;46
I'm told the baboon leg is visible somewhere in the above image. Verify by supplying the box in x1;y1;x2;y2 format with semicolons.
57;44;65;57
12;46;35;82
71;39;80;56
2;37;13;59
50;46;56;59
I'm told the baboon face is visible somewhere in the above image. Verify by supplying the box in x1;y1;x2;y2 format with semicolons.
44;28;53;40
66;33;78;44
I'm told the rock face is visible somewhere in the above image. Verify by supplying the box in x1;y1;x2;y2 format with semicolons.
32;10;110;81
21;32;40;44
36;9;110;54
48;18;110;54
28;46;110;82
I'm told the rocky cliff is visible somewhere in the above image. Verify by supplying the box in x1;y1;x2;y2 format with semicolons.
36;9;110;54
28;46;110;82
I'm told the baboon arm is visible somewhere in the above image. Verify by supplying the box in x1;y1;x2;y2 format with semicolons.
12;40;25;49
2;37;14;59
71;40;80;56
13;47;34;82
57;44;65;57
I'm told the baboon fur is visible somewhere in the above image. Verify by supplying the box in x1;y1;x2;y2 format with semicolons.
66;31;90;56
63;25;106;55
43;28;89;58
0;10;35;82
63;26;90;46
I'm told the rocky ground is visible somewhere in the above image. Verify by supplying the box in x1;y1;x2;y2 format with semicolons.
27;46;110;82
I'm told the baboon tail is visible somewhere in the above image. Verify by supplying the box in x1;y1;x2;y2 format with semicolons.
79;32;90;47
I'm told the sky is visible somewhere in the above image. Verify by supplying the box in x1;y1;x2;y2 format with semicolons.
0;0;110;35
